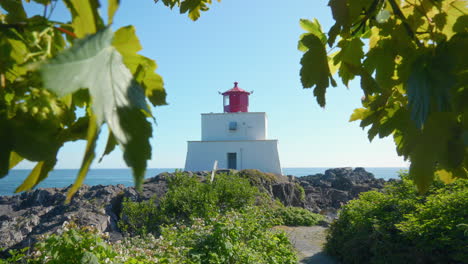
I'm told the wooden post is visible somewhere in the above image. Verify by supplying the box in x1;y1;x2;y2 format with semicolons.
211;160;218;183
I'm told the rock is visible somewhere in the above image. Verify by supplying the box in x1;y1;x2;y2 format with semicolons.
296;167;386;214
272;182;304;207
0;184;126;253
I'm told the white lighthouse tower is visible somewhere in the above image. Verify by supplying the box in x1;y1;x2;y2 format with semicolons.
184;82;282;174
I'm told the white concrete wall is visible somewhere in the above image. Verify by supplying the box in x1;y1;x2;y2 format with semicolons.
201;112;267;141
184;140;282;174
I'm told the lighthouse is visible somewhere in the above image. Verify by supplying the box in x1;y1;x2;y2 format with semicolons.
184;82;282;174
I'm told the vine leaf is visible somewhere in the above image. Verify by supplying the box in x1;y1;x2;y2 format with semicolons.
0;0;27;23
299;34;333;107
66;113;99;202
15;159;56;193
299;18;327;45
113;26;167;107
41;27;152;197
63;0;104;38
108;0;120;24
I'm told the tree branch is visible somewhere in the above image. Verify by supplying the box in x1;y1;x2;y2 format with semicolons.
388;0;423;48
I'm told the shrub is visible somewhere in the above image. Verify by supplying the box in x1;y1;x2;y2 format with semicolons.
119;196;160;236
119;172;259;236
114;207;297;264
274;206;324;226
325;174;468;264
0;248;29;264
30;223;117;264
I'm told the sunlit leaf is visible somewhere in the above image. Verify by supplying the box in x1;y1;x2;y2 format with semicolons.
9;151;23;170
349;108;368;122
113;26;167;107
98;131;117;162
41;27;152;195
376;9;391;23
66;114;99;202
63;0;104;37
436;169;456;184
300;18;327;44
108;0;120;24
15;159;56;193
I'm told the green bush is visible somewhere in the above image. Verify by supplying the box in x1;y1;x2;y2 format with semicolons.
274;206;324;226
0;248;29;264
30;223;118;264
325;174;468;264
119;172;259;236
119;196;160;236
114;207;297;264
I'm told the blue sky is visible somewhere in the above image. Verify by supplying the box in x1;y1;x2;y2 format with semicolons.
16;0;409;169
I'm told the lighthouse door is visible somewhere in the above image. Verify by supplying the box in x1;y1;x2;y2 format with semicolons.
227;153;237;169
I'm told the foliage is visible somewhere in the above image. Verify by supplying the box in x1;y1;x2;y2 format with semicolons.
299;0;468;192
0;247;29;264
158;0;221;21
30;223;118;264
0;0;172;201
119;172;259;236
274;206;324;226
119;196;161;236
325;173;468;263
115;208;297;264
2;210;297;264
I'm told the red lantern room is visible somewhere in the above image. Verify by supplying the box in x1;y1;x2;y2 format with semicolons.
222;82;251;113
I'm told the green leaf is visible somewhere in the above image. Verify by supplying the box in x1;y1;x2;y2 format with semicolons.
333;38;364;86
299;18;327;44
41;27;153;195
113;26;167;107
409;145;435;194
299;34;332;107
9;151;23;170
376;10;391;23
66;113;99;203
118;107;152;191
407;56;430;129
436;169;456;184
349;108;368;122
15;159;56;193
63;0;104;38
180;0;205;21
80;251;100;264
360;71;380;95
0;0;27;23
107;0;120;24
98;130;117;162
112;26;142;55
328;0;350;46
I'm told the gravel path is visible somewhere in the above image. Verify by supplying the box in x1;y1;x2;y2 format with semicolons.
275;226;338;264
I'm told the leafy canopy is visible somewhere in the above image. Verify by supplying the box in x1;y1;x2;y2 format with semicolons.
0;0;200;201
299;0;468;192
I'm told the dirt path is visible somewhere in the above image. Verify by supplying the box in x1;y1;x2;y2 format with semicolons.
275;226;338;264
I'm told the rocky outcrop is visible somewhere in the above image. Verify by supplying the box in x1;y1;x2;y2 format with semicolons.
0;176;169;254
294;167;386;218
0;168;386;254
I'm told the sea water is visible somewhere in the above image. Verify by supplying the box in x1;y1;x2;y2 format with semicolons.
0;167;407;196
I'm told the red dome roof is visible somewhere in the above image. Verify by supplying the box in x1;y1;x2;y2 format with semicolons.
222;82;250;95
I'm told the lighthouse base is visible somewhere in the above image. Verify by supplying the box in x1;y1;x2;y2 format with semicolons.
184;140;282;174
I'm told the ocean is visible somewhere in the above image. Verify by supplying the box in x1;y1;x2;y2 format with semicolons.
0;167;407;196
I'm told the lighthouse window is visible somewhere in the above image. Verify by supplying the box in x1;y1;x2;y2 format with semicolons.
229;121;237;131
